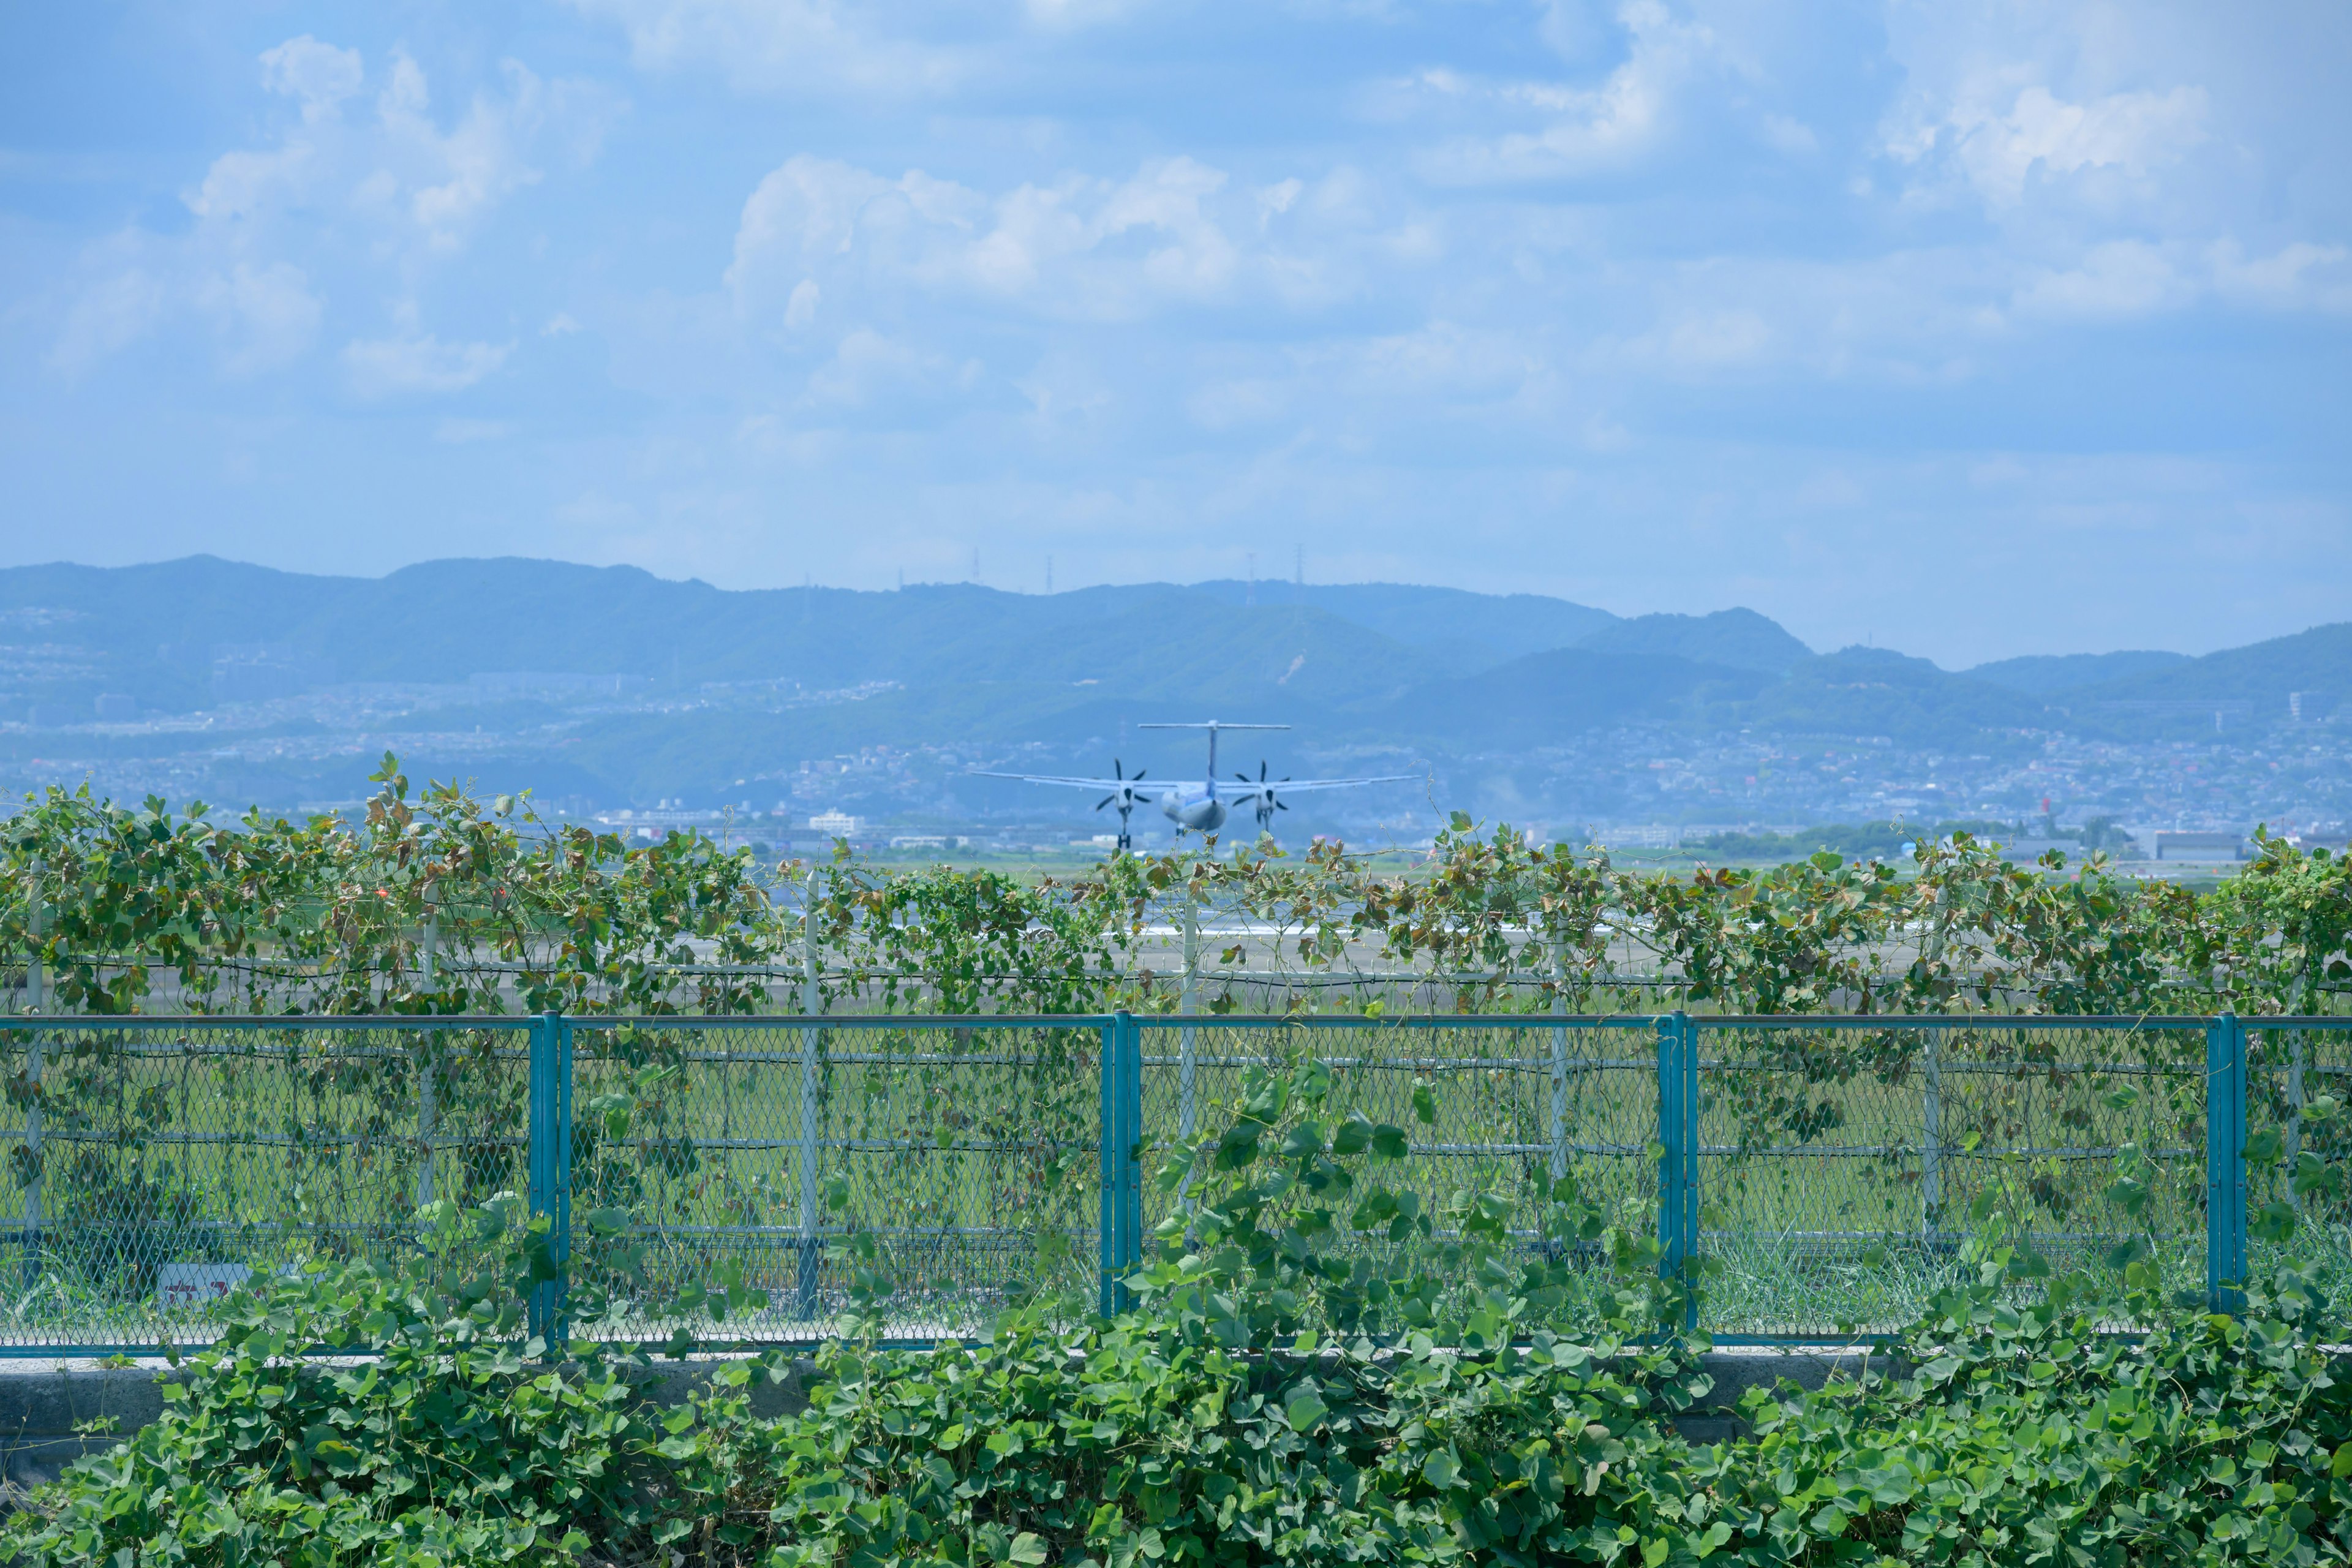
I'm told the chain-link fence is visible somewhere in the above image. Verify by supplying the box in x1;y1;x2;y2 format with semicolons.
1135;1016;1661;1336
1692;1019;2213;1338
2249;1017;2352;1302
0;1011;2341;1352
0;1017;530;1349
564;1017;1103;1345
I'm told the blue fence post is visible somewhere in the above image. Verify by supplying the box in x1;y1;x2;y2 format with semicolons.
2205;1012;2247;1314
1099;1011;1142;1317
528;1009;573;1346
1656;1011;1697;1327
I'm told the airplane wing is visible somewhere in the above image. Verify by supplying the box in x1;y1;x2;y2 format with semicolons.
1239;775;1415;794
968;771;1160;791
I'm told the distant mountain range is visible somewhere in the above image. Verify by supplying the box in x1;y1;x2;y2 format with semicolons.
0;556;2343;807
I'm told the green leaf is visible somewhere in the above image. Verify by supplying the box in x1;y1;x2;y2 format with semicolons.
2250;1200;2296;1243
2332;1444;2352;1479
2244;1128;2285;1168
1330;1114;1373;1157
1370;1124;1409;1162
1284;1393;1329;1431
1215;1125;1262;1170
1422;1451;1463;1489
1411;1080;1437;1126
1008;1532;1050;1565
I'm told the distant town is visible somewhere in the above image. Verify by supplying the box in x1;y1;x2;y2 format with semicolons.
2;559;2344;870
6;671;2342;871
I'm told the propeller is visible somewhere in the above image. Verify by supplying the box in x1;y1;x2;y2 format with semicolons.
1095;760;1148;853
1238;761;1293;833
1094;759;1147;812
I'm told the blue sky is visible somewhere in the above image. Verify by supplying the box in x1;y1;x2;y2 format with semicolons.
2;1;2346;667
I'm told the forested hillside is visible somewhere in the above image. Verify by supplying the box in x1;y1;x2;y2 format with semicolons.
0;557;2343;819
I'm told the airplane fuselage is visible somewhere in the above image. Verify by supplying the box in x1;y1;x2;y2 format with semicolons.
1159;788;1229;833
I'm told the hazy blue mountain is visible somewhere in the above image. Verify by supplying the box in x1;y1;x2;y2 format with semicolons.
2;559;2342;809
1183;579;1620;671
1731;647;2054;745
0;559;1450;711
1966;650;2191;695
1575;609;1813;674
2075;622;2349;721
1374;649;1770;750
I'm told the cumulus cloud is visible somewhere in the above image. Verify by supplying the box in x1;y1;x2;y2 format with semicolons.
196;262;325;374
2013;241;2194;320
1410;1;1712;184
803;329;980;412
562;0;964;94
343;333;514;396
257;35;364;122
1909;81;2211;206
50;37;611;376
725;153;1412;330
2209;239;2352;314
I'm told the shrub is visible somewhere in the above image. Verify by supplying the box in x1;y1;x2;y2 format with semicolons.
7;1049;2349;1567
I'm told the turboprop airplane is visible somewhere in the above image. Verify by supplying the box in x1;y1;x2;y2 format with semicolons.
973;720;1410;851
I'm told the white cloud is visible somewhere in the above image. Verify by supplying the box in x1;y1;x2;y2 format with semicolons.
2007;238;2352;322
1411;0;1719;184
725;153;1412;329
562;0;963;94
195;261;323;374
2209;239;2352;314
342;334;514;396
2014;240;2193;320
1946;83;2210;205
258;36;364;123
802;328;978;410
51;37;609;377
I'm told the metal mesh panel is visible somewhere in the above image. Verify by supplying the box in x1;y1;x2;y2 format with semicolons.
1694;1020;2208;1337
1;1012;2326;1352
0;1019;529;1350
2249;1020;2352;1297
565;1019;1104;1345
1136;1017;1660;1333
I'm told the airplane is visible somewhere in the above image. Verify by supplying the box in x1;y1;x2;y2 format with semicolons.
973;720;1411;850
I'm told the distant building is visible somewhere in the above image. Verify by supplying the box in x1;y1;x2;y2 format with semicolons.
94;694;137;720
470;671;650;698
809;810;862;835
2154;831;2247;862
211;643;333;703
